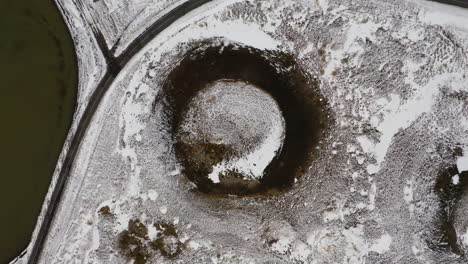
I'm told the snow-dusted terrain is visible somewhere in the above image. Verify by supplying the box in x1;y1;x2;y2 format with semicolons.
13;0;468;263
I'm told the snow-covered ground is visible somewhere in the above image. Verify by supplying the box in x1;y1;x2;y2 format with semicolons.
14;0;468;263
70;0;190;55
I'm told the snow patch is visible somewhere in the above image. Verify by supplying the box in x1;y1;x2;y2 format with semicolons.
148;189;159;201
452;174;460;185
457;149;468;173
128;0;280;69
187;241;202;250
342;226;392;263
404;179;415;214
368;183;377;211
462;228;468;249
147;224;158;240
414;0;468;32
369;234;392;254
207;119;285;182
357;59;460;174
324;17;386;76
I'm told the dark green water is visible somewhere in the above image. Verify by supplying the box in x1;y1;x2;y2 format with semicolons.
0;0;77;262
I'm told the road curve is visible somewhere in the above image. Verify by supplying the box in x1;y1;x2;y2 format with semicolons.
27;0;212;263
431;0;468;8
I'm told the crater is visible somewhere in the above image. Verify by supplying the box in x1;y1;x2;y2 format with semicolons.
160;39;328;195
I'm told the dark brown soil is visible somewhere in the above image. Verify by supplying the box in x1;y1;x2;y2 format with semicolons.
433;165;468;256
118;219;183;263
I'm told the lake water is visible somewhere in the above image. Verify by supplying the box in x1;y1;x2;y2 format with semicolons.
0;0;77;262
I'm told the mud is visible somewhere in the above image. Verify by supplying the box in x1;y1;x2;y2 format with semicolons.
433;165;468;256
117;219;183;263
